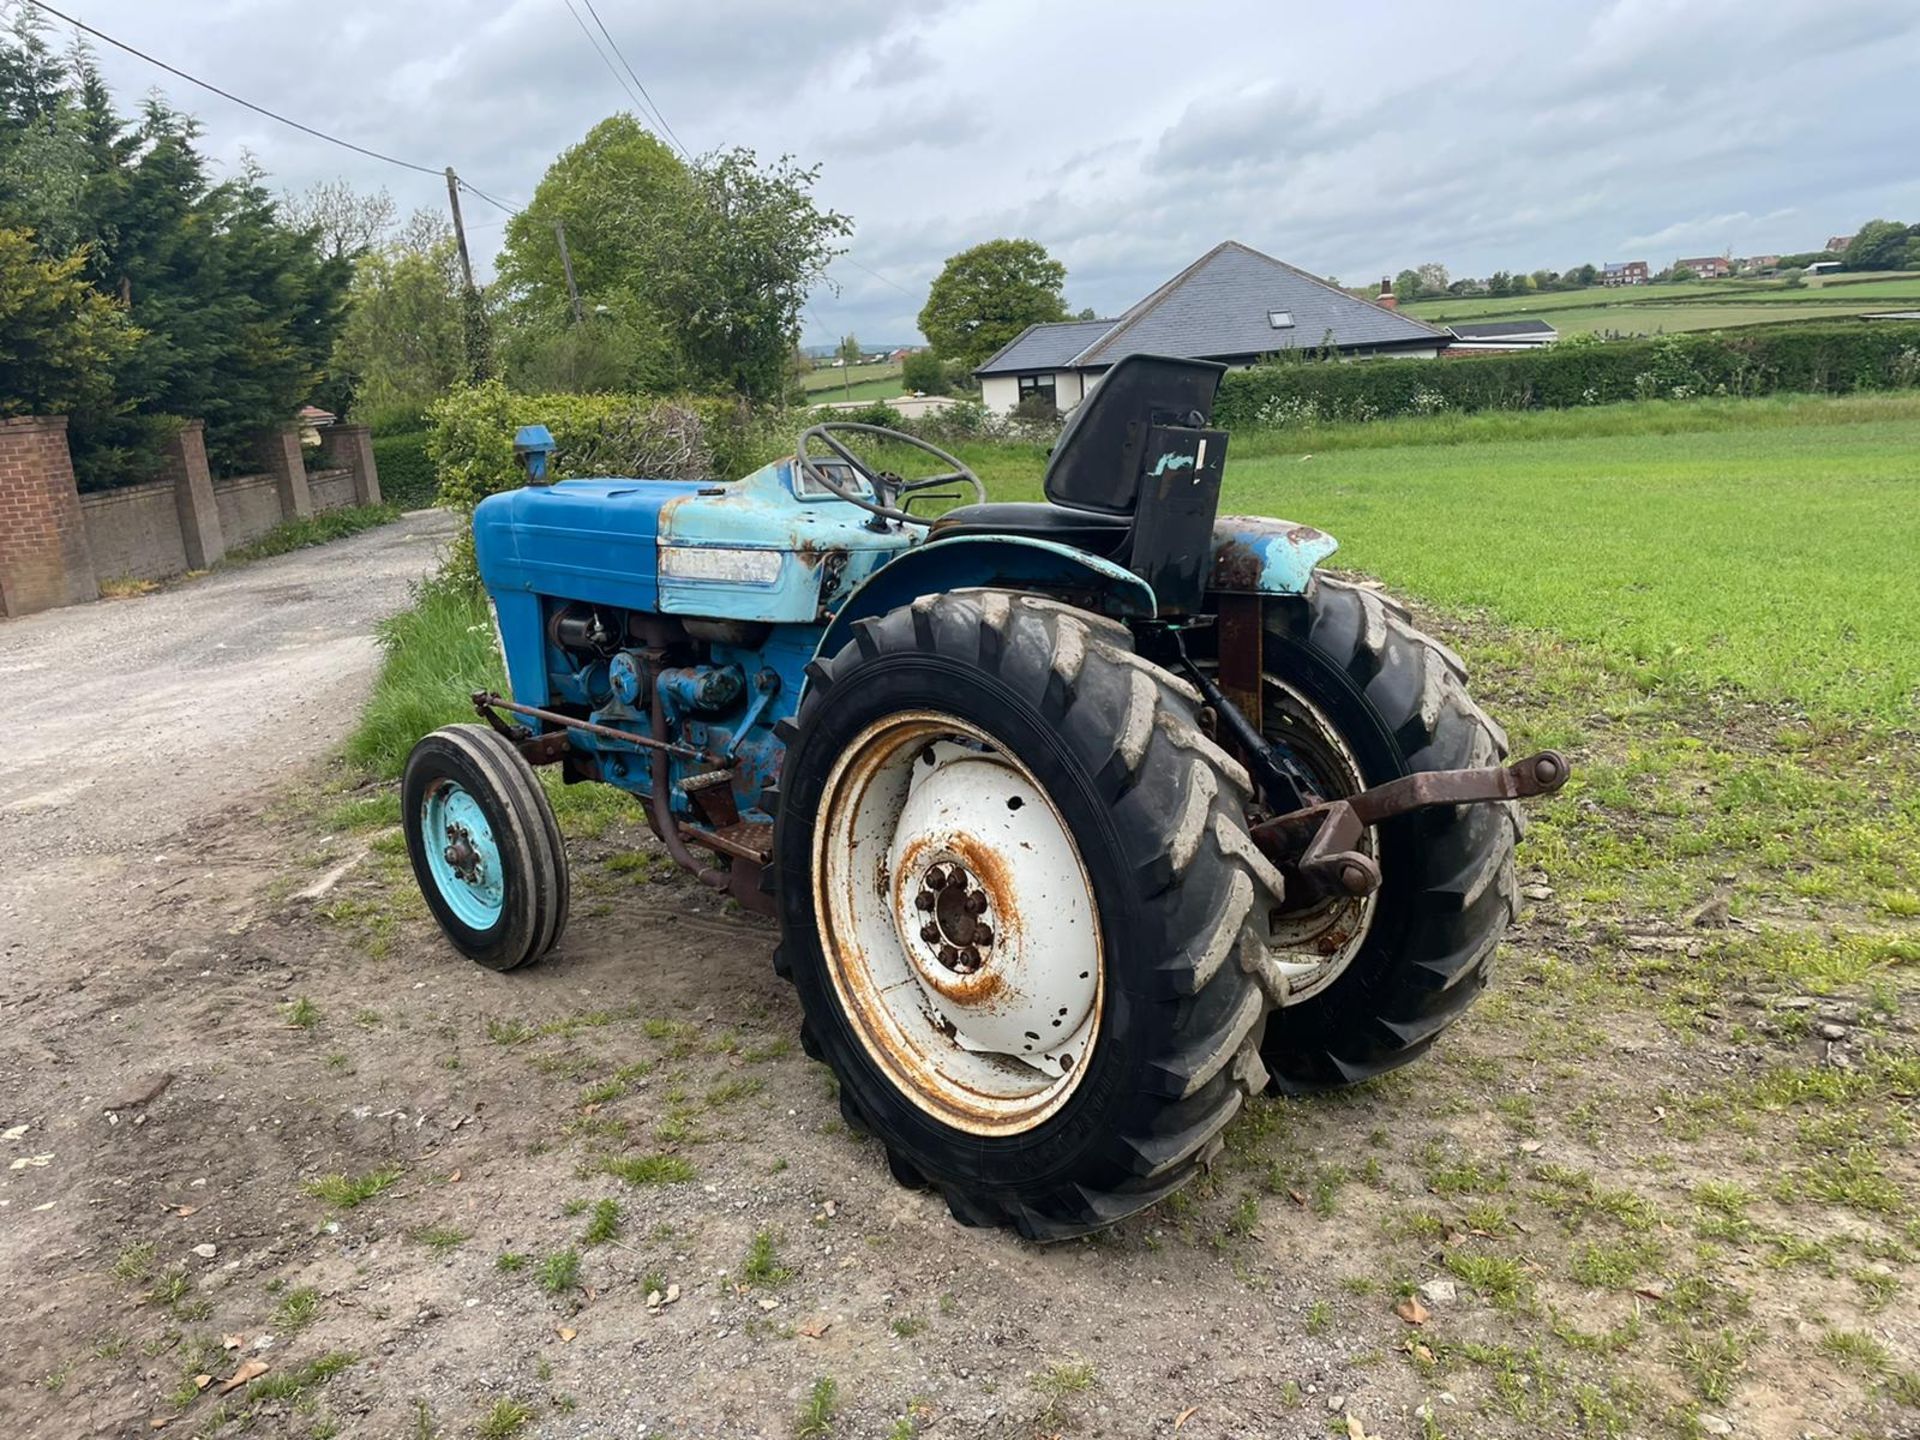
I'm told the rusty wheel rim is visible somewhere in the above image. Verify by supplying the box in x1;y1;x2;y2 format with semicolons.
812;712;1104;1137
1262;676;1378;1001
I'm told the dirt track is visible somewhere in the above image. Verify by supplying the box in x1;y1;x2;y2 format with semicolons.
1;548;1913;1439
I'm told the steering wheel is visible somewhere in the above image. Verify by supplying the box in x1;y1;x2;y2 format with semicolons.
796;422;986;525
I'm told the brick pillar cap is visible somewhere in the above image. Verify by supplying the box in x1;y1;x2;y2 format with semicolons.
175;418;206;434
0;414;71;433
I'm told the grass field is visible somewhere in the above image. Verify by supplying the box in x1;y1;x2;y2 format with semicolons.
799;360;903;401
1403;272;1920;337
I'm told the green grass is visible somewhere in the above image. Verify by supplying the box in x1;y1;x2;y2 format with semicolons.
223;503;400;565
477;1398;536;1439
303;1167;402;1209
343;578;504;779
801;359;901;395
794;1376;838;1438
1403;272;1920;326
600;1152;696;1185
1012;393;1920;723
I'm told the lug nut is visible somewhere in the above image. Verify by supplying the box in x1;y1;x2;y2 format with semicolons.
958;947;980;971
963;891;987;915
920;923;940;943
926;867;948;889
938;944;960;968
914;891;935;911
974;925;992;948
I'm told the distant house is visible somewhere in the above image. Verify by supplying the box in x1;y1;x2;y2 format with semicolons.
973;241;1448;417
1601;261;1650;287
1674;256;1731;279
1443;319;1558;354
1735;255;1780;274
1804;260;1844;277
1826;234;1856;253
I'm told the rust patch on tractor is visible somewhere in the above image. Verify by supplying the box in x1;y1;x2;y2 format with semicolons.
891;830;1015;1009
1211;537;1263;592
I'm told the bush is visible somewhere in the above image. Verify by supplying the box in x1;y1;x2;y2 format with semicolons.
372;431;436;509
428;378;794;514
809;400;906;430
900;350;949;395
1214;322;1920;431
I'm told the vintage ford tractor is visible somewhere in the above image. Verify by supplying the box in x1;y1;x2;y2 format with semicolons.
403;355;1566;1239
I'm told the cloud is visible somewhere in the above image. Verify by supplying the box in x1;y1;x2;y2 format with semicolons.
46;0;1920;346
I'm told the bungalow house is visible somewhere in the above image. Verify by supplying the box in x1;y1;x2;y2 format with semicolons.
973;240;1447;417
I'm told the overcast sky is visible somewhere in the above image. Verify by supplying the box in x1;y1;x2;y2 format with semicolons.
37;0;1920;344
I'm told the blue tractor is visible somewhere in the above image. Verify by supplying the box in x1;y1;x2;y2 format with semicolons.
403;355;1566;1239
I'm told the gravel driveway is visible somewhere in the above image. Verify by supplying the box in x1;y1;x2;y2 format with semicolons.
0;509;457;965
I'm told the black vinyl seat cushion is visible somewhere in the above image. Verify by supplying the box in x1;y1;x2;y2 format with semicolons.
927;501;1130;558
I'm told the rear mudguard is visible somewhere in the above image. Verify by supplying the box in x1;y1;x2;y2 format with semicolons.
812;536;1155;667
1210;515;1340;595
809;519;1339;674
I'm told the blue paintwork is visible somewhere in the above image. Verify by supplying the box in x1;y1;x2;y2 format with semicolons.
514;424;556;483
1210;515;1340;595
421;781;505;929
473;435;1344;849
814;535;1156;669
1151;451;1195;476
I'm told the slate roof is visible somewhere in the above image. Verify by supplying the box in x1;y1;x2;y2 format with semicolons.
1445;319;1558;341
973;318;1119;376
974;242;1447;376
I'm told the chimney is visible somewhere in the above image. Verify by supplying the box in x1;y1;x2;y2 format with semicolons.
1377;276;1397;310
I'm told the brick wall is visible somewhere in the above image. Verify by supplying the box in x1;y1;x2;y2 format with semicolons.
0;415;97;617
79;480;191;583
212;473;285;549
307;467;357;512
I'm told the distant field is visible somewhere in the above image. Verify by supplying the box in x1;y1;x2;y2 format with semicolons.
975;392;1920;723
1405;272;1920;335
800;361;902;396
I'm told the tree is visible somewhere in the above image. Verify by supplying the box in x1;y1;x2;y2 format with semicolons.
1486;270;1514;297
900;349;948;395
1393;268;1422;302
1671;265;1697;282
0;225;138;417
330;219;465;417
837;334;862;365
1416;262;1449;295
496;119;847;398
1567;263;1598;287
281;179;396;262
918;238;1068;368
1843;219;1913;272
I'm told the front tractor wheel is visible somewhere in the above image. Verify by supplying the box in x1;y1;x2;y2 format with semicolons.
774;591;1275;1240
403;724;570;971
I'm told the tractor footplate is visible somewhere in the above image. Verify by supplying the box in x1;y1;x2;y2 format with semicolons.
1250;751;1570;901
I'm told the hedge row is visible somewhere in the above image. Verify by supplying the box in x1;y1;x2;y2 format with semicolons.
371;431;435;509
428;380;794;514
1213;322;1920;429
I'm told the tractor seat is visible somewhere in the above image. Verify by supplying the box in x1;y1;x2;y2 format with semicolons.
927;501;1130;558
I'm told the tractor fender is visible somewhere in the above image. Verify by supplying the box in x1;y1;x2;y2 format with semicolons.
813;535;1156;669
1210;516;1340;595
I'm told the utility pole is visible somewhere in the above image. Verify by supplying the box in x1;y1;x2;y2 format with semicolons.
554;220;585;324
444;166;475;294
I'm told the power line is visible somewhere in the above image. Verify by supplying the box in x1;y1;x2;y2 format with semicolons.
23;0;443;178
558;0;678;156
838;254;916;297
458;179;521;217
575;0;688;159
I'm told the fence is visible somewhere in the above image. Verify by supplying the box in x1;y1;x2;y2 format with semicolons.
0;415;381;618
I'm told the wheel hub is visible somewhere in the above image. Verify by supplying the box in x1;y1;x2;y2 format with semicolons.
814;714;1105;1135
443;823;485;884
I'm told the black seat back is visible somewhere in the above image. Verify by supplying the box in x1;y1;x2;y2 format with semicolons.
1042;354;1227;515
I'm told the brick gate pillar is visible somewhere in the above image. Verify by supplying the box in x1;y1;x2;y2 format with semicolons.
161;419;225;570
254;425;312;521
0;415;98;617
317;423;382;506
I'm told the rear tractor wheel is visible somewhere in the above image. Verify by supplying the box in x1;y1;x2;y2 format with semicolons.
773;590;1277;1240
1241;577;1522;1092
403;723;570;971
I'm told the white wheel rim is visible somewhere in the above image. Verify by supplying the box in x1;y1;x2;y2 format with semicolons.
1262;677;1379;1003
813;711;1103;1136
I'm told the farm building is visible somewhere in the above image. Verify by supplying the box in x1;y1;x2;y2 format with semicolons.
1443;319;1559;354
973;241;1446;417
